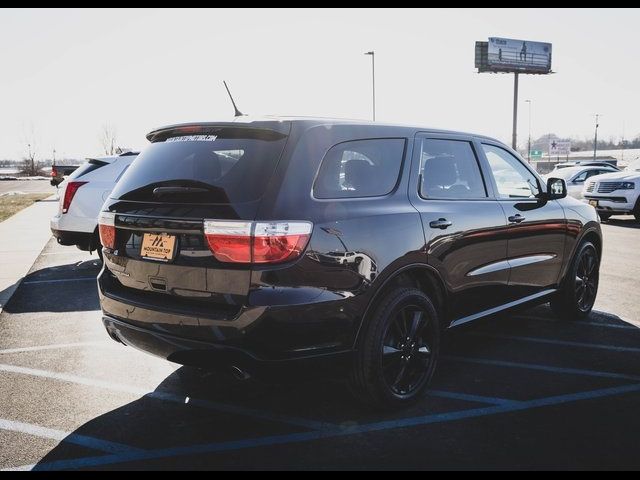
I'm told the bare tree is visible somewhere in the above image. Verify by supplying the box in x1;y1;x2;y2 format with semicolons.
20;125;44;176
100;124;118;155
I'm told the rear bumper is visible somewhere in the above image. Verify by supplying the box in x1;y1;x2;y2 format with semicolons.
51;228;95;250
102;314;352;379
98;267;358;375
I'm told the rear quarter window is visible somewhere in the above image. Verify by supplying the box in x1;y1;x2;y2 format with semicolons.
313;138;406;199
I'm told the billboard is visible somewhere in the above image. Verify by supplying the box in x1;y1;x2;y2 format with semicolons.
476;38;552;74
549;140;571;156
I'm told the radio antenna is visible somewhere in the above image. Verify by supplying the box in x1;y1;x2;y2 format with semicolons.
223;81;245;117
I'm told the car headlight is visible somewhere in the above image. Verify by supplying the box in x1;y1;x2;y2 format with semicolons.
620;182;635;189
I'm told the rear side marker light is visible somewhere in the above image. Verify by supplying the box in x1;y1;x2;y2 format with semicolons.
62;181;87;213
98;212;116;249
204;220;313;264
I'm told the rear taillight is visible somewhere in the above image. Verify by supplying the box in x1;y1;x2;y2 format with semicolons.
204;220;312;264
62;181;87;213
51;167;57;177
98;212;116;249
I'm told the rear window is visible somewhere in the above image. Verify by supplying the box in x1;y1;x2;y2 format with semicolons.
110;128;288;204
313;138;406;199
67;159;107;180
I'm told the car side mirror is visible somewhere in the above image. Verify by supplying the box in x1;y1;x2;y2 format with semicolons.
546;178;567;199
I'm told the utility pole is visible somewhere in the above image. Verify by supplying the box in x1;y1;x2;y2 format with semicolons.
512;73;519;149
364;51;376;121
593;114;601;161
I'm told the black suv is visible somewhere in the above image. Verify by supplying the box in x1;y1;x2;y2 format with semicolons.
98;118;602;408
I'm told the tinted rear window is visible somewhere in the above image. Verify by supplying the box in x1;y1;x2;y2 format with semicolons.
110;128;288;204
313;138;406;199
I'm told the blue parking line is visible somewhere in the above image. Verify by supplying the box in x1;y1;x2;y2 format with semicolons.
147;391;334;431
428;390;519;406
29;382;640;470
21;277;97;285
465;332;640;354
443;355;640;382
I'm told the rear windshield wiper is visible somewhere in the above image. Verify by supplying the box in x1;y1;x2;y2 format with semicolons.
152;186;211;197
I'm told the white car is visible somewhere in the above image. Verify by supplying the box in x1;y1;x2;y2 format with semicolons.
50;152;138;260
581;159;640;222
543;165;618;199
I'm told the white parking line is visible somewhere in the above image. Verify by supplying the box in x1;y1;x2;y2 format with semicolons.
0;363;332;431
464;332;640;354
0;342;113;355
0;418;143;454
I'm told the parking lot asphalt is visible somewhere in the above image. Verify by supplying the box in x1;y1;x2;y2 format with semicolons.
1;217;639;470
0;179;57;196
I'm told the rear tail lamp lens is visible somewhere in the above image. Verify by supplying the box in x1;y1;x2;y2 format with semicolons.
62;181;87;213
98;212;116;249
204;220;312;264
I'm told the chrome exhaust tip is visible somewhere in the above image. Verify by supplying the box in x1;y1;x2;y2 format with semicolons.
230;365;251;381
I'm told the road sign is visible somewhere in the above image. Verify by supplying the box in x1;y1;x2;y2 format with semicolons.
530;150;543;159
549;141;571;156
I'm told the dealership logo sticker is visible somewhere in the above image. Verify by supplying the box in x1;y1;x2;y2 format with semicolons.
166;135;217;142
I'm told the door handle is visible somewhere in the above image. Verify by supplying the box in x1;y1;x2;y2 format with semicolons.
429;218;452;230
508;214;526;224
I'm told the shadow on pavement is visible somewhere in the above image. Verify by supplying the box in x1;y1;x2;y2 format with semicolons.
3;260;101;314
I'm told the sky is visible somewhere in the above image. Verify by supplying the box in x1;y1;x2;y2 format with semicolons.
1;8;639;159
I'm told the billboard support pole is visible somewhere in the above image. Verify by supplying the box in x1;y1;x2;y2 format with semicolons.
512;73;519;150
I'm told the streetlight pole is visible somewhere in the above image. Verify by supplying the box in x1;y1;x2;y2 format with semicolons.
525;99;532;163
593;114;600;161
364;51;375;121
511;73;519;150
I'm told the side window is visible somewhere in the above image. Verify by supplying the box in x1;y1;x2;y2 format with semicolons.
573;171;588;183
483;144;541;199
313;139;405;199
418;139;487;199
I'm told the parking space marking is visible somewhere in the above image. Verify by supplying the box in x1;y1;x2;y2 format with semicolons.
0;342;112;355
19;382;640;471
513;315;640;331
444;355;640;382
145;391;334;431
464;332;640;354
0;363;332;431
428;390;519;406
21;277;97;285
0;418;144;454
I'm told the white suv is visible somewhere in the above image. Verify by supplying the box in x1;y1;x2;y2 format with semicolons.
582;159;640;222
50;152;138;260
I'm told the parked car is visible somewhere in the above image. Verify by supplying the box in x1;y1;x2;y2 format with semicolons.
542;165;619;199
97;118;601;409
50;152;138;260
50;164;80;187
582;159;640;221
550;161;619;171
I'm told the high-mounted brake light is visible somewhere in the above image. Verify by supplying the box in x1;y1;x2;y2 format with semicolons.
98;212;116;249
62;181;87;213
204;220;313;264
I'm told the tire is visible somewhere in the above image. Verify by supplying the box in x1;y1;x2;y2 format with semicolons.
550;241;599;321
349;287;440;410
598;213;611;222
